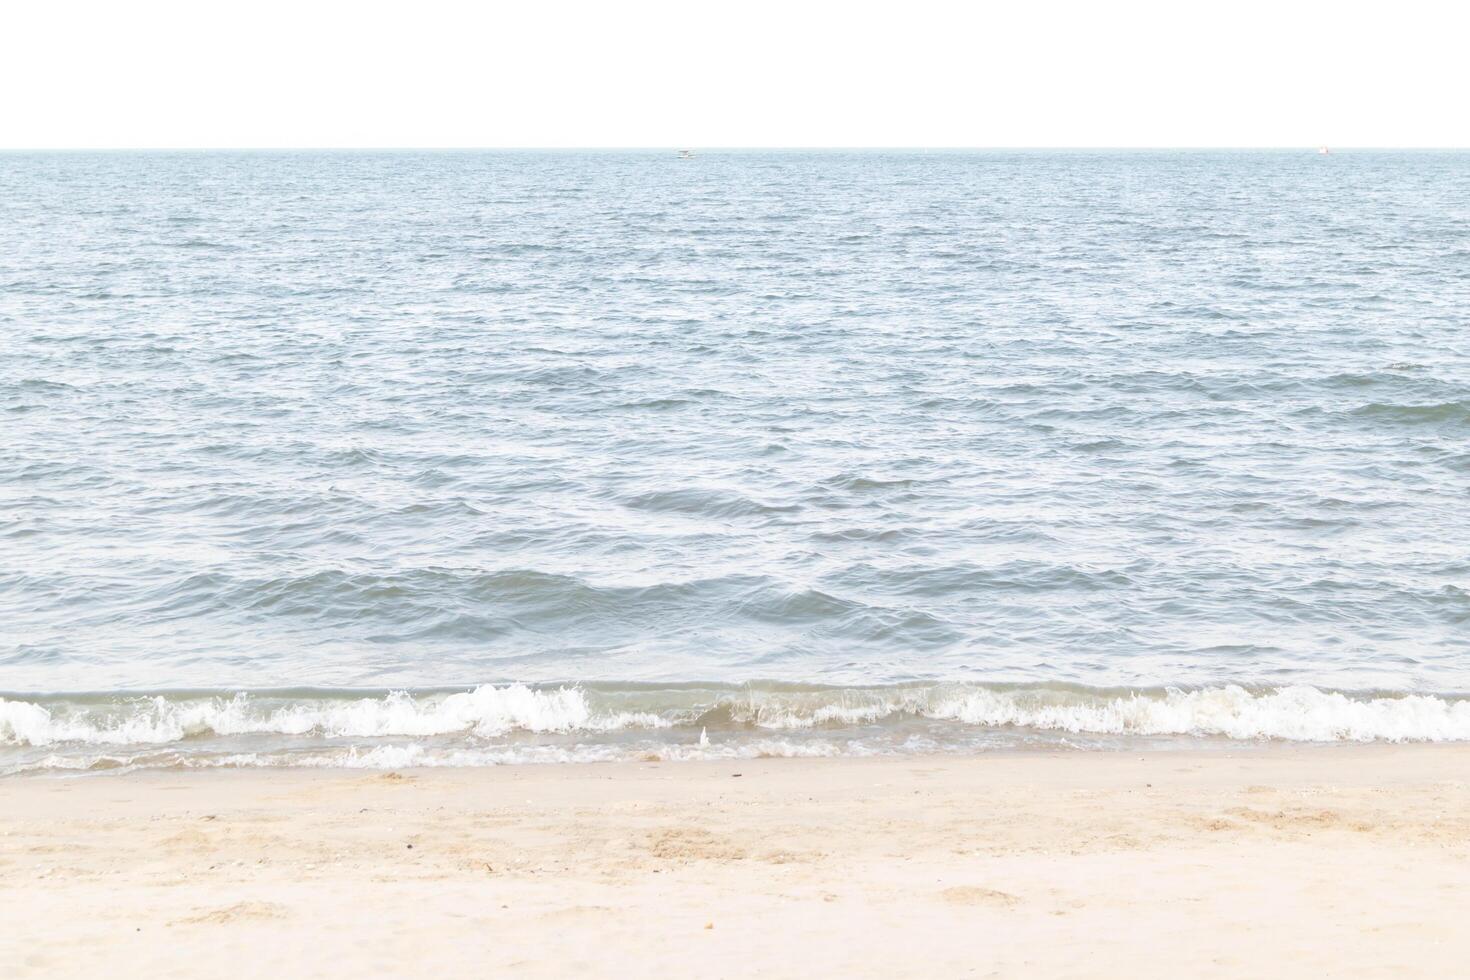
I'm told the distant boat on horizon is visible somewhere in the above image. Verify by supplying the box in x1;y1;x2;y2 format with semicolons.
1318;146;1331;155
677;148;696;160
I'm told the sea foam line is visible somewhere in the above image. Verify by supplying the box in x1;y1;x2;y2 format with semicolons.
4;683;1470;748
0;685;666;747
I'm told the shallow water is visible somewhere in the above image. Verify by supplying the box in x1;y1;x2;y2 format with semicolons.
3;150;1469;770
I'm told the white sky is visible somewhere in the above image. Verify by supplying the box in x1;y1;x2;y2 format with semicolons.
2;0;1466;149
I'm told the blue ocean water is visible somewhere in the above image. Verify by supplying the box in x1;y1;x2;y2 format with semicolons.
3;150;1469;770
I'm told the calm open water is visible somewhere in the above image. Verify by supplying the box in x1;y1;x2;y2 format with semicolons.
3;150;1469;771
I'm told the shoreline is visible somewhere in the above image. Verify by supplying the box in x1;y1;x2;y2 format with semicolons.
9;680;1470;774
5;745;1469;977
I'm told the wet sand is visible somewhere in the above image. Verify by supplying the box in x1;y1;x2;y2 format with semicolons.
4;745;1468;977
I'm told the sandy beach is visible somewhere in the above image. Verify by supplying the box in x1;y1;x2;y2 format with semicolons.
4;745;1468;978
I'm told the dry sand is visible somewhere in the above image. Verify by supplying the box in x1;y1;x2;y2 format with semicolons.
4;745;1469;978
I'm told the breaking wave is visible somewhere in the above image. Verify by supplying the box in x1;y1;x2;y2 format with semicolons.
5;682;1470;773
0;684;666;747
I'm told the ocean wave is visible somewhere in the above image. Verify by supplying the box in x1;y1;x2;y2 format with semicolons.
1350;401;1470;426
693;684;1470;741
619;488;800;519
0;685;667;748
924;685;1470;742
5;683;1470;754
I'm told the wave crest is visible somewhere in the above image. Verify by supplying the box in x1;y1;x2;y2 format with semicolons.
4;683;1470;758
0;685;667;747
928;685;1470;742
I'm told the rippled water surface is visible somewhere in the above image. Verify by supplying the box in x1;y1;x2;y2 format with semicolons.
3;150;1469;769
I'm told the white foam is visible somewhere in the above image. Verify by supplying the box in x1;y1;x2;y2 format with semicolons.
5;684;1470;763
716;684;1470;742
0;685;668;747
927;684;1470;741
724;693;926;729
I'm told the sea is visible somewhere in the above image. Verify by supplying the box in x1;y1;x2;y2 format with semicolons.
3;149;1469;774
